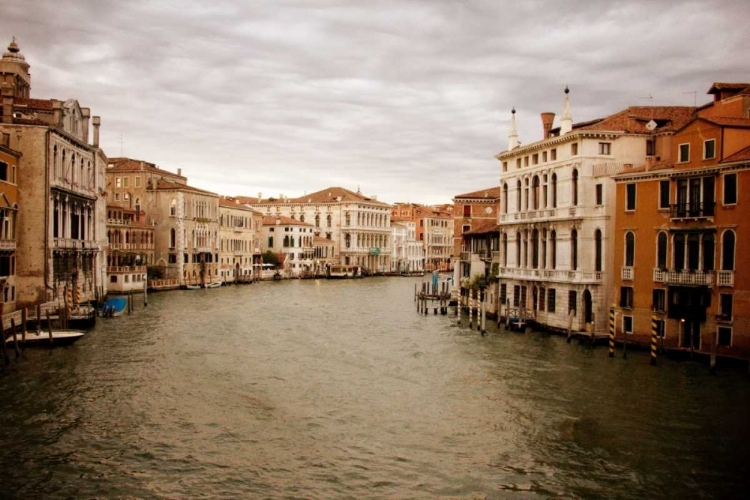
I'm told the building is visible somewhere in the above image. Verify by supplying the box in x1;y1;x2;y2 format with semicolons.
243;186;392;272
0;132;20;312
494;87;696;333
452;187;500;264
0;39;108;307
391;203;453;271
218;196;262;283
613;82;750;359
261;215;315;277
150;179;219;286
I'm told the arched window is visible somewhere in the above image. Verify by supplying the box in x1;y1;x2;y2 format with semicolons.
502;183;508;214
283;235;290;247
345;212;351;225
722;230;735;270
571;229;578;270
502;232;508;267
594;229;602;272
170;228;176;248
674;233;685;270
532;175;540;210
516;180;522;212
315;214;320;227
345;233;351;248
625;232;635;266
532;228;539;268
657;232;668;268
524;178;530;210
551;173;558;208
551;230;557;269
327;214;332;228
300;214;305;223
515;231;521;267
572;169;579;206
703;233;714;271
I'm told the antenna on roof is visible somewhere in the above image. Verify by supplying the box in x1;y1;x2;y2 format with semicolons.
639;94;653;105
682;91;697;107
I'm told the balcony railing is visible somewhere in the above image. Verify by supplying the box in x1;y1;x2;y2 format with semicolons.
716;270;734;287
0;239;16;250
621;266;633;281
108;265;147;273
670;202;715;219
53;238;94;250
109;242;155;251
496;267;601;283
653;268;714;286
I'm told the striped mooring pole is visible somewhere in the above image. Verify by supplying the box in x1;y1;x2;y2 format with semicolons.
608;309;615;358
650;314;658;366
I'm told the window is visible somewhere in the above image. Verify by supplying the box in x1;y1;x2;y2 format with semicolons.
110;275;117;283
571;169;578;206
502;184;508;213
718;327;732;347
0;162;7;181
524;156;529;167
268;236;273;248
594;229;602;272
655;319;666;339
657;232;668;268
516;180;522;212
704;139;716;160
723;173;737;205
462;224;470;233
124;193;130;201
516;159;521;169
135;176;141;188
678;143;690;163
551;174;557;208
656;180;669;209
542;152;548;162
513;285;520;307
646;139;655;156
532;154;539;165
168;254;177;264
571;143;578;156
115;193;120;201
598;142;612;155
170;228;176;248
625;232;635;266
719;293;733;320
550;230;557;269
620;286;634;308
595;184;603;205
502;161;508;172
547;288;556;312
539;287;546;311
115;177;122;188
568;290;577;314
626;184;636;211
550;148;557;161
623;316;634;334
721;230;735;270
500;284;507;305
463;205;471;217
170;199;176;216
653;289;666;312
123;177;130;188
571;229;578;270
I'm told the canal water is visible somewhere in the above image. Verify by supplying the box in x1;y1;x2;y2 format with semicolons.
1;278;748;499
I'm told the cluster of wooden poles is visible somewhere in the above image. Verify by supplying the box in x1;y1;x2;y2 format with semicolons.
1;304;57;365
414;281;451;317
456;287;488;335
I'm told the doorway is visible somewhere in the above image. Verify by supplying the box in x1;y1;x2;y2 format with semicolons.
682;320;701;349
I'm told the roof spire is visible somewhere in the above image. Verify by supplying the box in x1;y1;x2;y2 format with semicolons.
508;107;519;150
560;85;573;135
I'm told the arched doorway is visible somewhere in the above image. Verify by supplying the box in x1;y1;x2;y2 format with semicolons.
583;289;593;326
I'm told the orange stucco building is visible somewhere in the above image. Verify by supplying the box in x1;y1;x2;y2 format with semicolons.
613;82;750;360
451;187;500;262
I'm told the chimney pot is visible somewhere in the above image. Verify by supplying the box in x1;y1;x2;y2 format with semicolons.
541;112;555;139
177;168;182;176
91;115;101;147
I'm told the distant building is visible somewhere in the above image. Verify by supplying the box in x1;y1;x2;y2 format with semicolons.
218;196;262;283
613;82;750;359
261;215;315;277
452;186;500;267
242;186;392;272
391;203;453;271
0;132;20;312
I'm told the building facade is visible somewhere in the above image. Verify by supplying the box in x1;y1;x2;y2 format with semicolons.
613;82;750;359
0;132;20;312
0;39;107;307
452;187;500;265
218;196;261;283
261;215;315;277
494;89;695;333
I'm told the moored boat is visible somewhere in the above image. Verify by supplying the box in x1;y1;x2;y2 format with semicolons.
99;297;127;317
5;330;85;347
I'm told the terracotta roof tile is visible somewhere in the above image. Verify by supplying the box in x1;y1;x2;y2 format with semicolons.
454;186;501;199
155;179;217;195
721;145;750;163
580;106;696;134
107;157;186;179
14;97;54;110
218;197;257;211
699;116;750;128
287;186;391;206
708;82;750;93
314;236;335;244
262;215;312;226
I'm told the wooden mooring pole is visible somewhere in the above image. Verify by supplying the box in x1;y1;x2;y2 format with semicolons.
650;315;658;366
10;318;20;358
709;330;717;375
1;302;8;365
566;309;574;343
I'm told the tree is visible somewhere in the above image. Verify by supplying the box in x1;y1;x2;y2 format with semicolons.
262;250;279;267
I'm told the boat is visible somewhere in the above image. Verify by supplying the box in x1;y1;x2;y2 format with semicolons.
99;296;127;317
5;330;85;347
326;265;361;279
185;284;201;290
204;281;222;288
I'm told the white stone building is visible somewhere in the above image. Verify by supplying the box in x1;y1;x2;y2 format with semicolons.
218;197;262;283
261;215;315;277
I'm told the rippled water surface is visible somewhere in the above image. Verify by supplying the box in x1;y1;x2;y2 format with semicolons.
1;278;749;499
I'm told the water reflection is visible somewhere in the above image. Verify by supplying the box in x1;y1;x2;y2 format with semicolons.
1;278;748;499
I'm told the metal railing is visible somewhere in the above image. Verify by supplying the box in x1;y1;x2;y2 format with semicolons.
670;202;715;219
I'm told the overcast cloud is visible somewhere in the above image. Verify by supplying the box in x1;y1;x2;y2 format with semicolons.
1;0;747;204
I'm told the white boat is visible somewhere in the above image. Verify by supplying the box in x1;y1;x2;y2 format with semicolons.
204;281;222;289
185;284;201;290
5;330;85;347
326;265;361;279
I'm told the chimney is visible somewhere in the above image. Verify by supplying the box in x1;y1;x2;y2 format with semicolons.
258;192;262;200
177;168;182;176
645;157;653;171
508;108;519;150
541;112;555;139
92;115;100;147
81;107;90;143
52;100;63;126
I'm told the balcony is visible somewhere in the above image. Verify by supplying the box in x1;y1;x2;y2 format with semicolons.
108;265;147;274
670;202;715;220
653;268;714;286
109;242;155;251
53;238;94;250
716;270;734;287
0;239;16;251
621;266;633;281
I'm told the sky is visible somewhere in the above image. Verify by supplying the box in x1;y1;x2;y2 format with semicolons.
1;0;748;205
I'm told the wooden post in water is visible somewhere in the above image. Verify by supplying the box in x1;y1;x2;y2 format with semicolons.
650;314;658;366
608;308;615;358
709;330;717;375
566;309;574;343
590;312;596;347
1;302;8;365
468;289;474;328
21;308;27;343
36;304;41;333
10;318;20;358
144;279;148;307
480;290;487;335
45;310;54;344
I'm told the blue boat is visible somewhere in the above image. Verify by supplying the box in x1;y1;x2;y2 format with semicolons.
100;297;127;317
